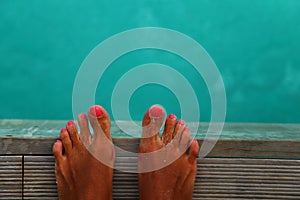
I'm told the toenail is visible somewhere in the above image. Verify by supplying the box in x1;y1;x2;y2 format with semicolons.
67;121;74;126
60;128;67;133
184;127;190;131
178;120;185;125
149;105;163;118
168;114;176;119
190;139;199;156
91;106;103;117
56;140;62;143
79;113;86;119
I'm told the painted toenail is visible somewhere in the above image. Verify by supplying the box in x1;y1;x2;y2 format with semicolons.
79;113;86;119
184;127;190;131
149;105;163;118
67;121;74;126
190;139;199;156
168;114;176;119
91;106;103;117
178;120;185;125
60;128;67;133
56;140;62;143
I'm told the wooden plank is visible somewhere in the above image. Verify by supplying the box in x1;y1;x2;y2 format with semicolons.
197;139;300;159
23;156;300;200
1;137;300;159
23;156;57;200
113;157;139;199
0;156;22;200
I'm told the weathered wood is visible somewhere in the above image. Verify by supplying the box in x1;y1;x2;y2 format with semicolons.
22;156;300;200
23;156;57;200
1;137;300;159
0;156;22;200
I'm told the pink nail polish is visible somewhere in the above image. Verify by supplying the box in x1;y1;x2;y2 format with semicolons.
56;140;61;143
184;127;190;131
91;106;103;117
190;139;199;156
149;105;163;118
67;121;74;126
60;128;66;133
79;113;86;119
168;114;176;119
178;120;185;125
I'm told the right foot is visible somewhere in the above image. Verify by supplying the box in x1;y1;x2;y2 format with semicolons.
52;105;115;200
138;105;199;200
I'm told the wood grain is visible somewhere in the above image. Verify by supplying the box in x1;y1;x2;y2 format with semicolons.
21;156;300;200
0;156;22;200
1;137;300;159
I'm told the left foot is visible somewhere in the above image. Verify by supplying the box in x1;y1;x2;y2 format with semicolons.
52;105;115;200
138;105;199;200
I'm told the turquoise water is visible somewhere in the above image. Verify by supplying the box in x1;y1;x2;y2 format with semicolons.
0;0;300;123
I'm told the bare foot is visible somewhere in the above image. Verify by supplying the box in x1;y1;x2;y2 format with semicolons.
138;105;199;200
52;105;115;200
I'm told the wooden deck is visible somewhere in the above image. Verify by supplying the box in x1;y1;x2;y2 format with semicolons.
0;120;300;199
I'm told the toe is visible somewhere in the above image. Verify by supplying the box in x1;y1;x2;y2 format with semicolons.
66;121;81;146
139;105;166;153
179;127;191;152
141;105;166;139
188;139;199;164
173;120;185;139
162;114;177;145
172;120;186;144
52;140;64;164
60;128;72;154
78;113;92;145
88;105;112;141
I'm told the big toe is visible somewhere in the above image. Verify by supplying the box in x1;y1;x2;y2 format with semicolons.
141;105;166;138
88;105;112;141
139;105;166;154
